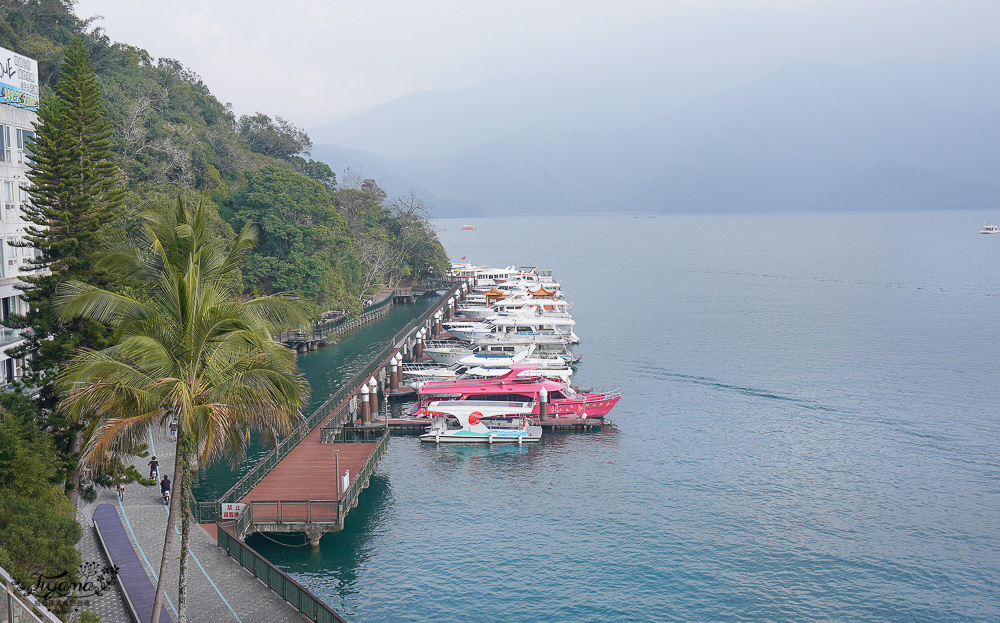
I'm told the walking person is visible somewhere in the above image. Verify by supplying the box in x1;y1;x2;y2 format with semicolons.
169;419;178;442
117;481;126;501
148;455;159;480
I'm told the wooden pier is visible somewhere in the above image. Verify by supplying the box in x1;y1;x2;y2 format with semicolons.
207;277;473;549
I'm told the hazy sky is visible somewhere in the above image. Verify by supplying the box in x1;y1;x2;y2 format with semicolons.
74;0;999;130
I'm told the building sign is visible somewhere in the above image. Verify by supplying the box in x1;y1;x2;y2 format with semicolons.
0;45;38;111
221;502;246;520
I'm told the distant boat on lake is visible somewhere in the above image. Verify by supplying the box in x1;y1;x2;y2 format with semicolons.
462;224;477;230
980;223;999;234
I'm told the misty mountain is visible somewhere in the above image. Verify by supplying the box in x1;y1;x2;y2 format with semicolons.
311;57;1000;216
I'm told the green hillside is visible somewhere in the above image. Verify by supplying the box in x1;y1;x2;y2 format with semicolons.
0;0;448;314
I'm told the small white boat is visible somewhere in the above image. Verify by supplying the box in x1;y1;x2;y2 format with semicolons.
461;224;477;230
981;223;999;234
419;401;542;444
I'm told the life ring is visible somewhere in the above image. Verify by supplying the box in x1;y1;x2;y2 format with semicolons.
469;411;482;425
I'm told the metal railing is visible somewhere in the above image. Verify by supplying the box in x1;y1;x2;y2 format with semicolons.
216;525;347;623
275;289;398;345
328;426;387;443
339;430;390;518
1;564;63;623
243;500;340;524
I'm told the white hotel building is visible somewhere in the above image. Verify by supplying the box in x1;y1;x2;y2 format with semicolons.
0;45;40;385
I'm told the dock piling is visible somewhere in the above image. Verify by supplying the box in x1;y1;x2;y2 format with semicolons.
360;384;370;425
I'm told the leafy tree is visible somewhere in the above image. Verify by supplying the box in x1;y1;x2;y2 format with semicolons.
56;197;309;623
0;392;81;613
291;157;337;194
230;165;354;314
5;37;122;484
236;113;311;160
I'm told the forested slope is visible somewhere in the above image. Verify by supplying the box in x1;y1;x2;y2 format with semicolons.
0;0;449;313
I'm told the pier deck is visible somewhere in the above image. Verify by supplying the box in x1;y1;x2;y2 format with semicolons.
244;441;377;502
236;388;390;538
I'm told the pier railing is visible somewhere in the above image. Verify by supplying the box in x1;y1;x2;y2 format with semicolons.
192;279;464;523
339;429;390;519
276;288;400;345
217;524;347;623
241;500;340;525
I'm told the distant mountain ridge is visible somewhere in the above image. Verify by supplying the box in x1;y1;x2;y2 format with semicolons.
312;57;1000;216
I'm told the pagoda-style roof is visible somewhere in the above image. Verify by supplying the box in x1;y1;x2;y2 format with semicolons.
529;286;557;298
484;287;507;302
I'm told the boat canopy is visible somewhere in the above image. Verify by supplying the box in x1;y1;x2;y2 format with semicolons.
426;400;534;427
426;400;534;418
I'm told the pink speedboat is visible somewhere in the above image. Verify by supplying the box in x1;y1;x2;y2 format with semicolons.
407;364;621;419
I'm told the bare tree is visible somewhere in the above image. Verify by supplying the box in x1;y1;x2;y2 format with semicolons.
354;231;403;292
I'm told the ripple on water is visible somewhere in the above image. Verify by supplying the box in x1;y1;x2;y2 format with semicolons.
251;213;1000;622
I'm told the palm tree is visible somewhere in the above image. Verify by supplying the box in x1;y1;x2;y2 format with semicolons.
56;197;309;623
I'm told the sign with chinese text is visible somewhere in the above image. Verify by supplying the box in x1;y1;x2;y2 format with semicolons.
221;503;246;520
0;45;38;111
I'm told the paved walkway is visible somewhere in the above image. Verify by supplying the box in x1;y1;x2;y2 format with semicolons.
76;424;308;623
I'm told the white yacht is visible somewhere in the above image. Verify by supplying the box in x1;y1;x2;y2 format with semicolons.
473;314;580;345
419;401;542;444
423;341;534;366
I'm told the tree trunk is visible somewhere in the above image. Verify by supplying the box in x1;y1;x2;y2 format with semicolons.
150;434;183;623
177;445;192;622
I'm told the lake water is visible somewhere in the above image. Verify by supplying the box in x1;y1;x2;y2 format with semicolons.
249;210;1000;622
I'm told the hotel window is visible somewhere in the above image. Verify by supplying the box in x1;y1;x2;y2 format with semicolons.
2;125;9;163
21;130;34;164
15;129;22;163
3;239;13;275
3;181;13;215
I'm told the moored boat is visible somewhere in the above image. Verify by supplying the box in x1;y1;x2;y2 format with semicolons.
407;364;621;419
419;401;541;443
423;341;535;366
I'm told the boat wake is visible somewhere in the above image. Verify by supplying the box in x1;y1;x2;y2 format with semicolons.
636;366;840;413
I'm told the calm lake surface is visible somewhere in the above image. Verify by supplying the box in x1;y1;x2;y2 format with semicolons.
250;210;1000;622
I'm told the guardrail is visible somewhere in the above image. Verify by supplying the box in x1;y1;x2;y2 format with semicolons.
328;426;387;443
339;429;390;519
217;525;347;623
0;564;63;623
243;500;340;524
276;289;399;345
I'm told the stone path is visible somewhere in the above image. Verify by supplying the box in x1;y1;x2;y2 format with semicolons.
75;424;309;623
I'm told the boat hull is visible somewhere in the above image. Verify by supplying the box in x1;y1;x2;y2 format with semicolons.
419;432;541;443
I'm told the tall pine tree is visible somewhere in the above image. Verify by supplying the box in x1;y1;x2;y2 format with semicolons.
5;37;123;475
